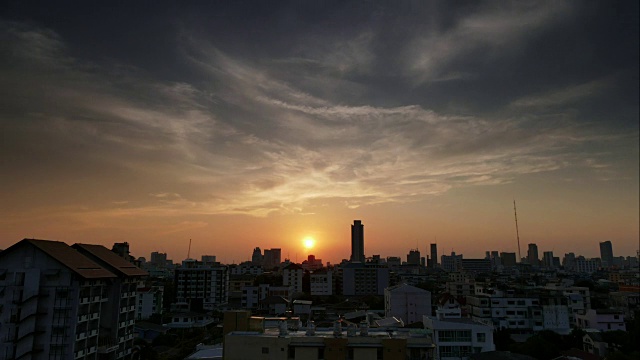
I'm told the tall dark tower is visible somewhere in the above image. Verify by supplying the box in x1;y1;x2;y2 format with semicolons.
599;241;614;268
430;243;438;268
351;220;365;263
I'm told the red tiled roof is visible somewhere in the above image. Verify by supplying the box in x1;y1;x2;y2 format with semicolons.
8;239;116;279
73;243;148;277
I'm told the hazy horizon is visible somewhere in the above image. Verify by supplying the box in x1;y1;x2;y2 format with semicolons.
1;1;638;264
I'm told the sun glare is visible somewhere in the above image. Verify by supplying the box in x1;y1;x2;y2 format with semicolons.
303;237;315;249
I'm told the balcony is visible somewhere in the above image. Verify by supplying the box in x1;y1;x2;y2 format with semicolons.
97;336;118;353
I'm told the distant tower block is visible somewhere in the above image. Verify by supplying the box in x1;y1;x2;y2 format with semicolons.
351;220;365;263
430;243;438;268
599;241;614;268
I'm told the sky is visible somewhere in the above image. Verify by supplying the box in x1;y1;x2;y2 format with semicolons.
1;1;638;264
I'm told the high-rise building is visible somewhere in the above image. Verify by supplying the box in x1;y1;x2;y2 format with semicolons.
527;243;539;266
563;253;576;271
283;263;304;294
543;251;555;269
350;220;365;263
500;252;517;267
175;258;229;311
599;241;614;268
441;252;463;272
263;248;281;269
251;247;262;265
150;251;167;266
407;249;420;265
430;243;438;268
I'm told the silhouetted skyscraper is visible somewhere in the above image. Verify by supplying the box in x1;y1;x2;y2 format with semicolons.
430;243;438;268
407;249;420;265
351;220;365;263
251;247;262;265
600;241;614;267
527;243;539;266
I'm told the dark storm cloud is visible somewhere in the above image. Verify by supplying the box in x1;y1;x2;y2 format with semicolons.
0;1;637;222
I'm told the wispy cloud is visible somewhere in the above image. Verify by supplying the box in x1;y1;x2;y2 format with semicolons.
401;2;573;84
0;18;632;226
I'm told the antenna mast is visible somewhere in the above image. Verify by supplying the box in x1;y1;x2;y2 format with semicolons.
187;238;192;260
513;200;521;262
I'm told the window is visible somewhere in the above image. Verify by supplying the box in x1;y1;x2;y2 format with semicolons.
477;333;486;343
439;346;472;358
438;330;471;342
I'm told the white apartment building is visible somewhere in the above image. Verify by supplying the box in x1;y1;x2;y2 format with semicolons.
575;258;600;274
0;239;147;360
310;270;333;296
575;309;626;331
136;285;163;320
175;259;229;311
467;295;543;331
242;285;293;309
283;263;304;294
384;284;432;325
423;308;495;360
229;262;264;276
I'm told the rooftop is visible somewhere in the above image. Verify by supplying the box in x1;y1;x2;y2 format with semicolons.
5;239;116;279
73;243;148;277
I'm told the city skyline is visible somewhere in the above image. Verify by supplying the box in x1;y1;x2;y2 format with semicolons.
1;2;638;264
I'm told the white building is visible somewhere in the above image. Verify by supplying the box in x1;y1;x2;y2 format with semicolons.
423;308;495;360
575;258;600;274
136;285;164;320
283;263;304;294
242;285;293;309
384;283;432;325
310;270;333;296
467;295;543;331
175;259;229;311
575;309;626;331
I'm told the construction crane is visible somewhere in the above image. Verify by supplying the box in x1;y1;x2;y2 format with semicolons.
514;200;522;262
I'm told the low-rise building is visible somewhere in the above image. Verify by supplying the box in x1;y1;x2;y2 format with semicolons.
384;283;432;325
136;285;164;320
310;270;333;296
423;308;495;360
225;324;435;360
575;309;626;331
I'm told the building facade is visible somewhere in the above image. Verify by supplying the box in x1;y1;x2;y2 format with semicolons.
384;284;431;325
175;259;229;311
0;239;147;360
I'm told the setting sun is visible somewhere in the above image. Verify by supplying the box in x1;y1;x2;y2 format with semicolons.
303;237;315;249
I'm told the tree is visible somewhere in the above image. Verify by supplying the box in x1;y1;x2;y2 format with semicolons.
493;328;513;351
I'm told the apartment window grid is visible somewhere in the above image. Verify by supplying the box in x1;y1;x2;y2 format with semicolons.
439;345;472;358
438;330;472;342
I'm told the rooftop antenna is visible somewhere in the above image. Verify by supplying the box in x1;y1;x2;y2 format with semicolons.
513;200;522;262
187;238;192;260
